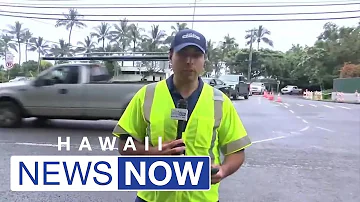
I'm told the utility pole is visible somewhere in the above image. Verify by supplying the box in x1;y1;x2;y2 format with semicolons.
247;29;256;81
192;0;197;28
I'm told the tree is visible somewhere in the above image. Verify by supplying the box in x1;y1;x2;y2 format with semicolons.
91;22;112;50
55;8;87;44
1;19;359;91
28;37;50;73
4;21;28;65
340;63;360;78
76;36;97;56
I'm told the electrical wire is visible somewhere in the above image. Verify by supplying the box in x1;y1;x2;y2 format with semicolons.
5;0;360;6
0;12;358;22
1;9;359;17
0;2;359;9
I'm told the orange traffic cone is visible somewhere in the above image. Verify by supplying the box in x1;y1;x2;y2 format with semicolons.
276;93;282;102
268;92;274;100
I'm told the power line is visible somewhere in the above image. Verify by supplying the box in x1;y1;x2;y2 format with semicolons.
5;0;360;6
0;2;359;9
1;9;359;17
0;12;358;22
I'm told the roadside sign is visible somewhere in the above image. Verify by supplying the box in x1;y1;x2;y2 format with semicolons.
6;62;13;69
5;53;14;70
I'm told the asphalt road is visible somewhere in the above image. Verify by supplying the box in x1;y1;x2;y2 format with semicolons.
0;95;359;202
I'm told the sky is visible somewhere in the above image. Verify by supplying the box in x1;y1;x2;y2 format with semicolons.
0;0;359;66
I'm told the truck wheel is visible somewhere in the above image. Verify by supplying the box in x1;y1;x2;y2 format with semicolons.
244;95;249;99
225;91;231;98
232;93;239;100
0;101;22;128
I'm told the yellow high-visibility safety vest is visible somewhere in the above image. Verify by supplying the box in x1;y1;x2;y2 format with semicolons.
113;80;252;202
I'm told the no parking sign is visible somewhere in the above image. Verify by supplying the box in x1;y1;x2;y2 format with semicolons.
5;53;14;70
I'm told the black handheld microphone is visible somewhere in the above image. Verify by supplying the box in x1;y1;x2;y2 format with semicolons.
176;99;187;154
176;99;188;139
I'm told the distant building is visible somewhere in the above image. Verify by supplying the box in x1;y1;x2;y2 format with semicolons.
112;61;170;81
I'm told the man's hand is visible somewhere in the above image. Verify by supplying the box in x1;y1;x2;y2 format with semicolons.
152;139;185;155
211;165;224;184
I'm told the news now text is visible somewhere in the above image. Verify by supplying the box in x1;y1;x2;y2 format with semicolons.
10;155;210;192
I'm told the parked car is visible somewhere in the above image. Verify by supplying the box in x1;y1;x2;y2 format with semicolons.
0;63;152;128
250;82;266;95
281;85;303;95
201;77;232;97
218;74;250;100
9;76;29;82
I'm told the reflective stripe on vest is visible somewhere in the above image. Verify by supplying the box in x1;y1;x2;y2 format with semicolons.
143;82;224;162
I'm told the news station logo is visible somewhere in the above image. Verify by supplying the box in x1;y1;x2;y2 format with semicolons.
10;155;211;191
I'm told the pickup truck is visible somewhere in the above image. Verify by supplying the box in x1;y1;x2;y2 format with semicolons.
201;77;231;98
0;63;151;128
218;74;250;100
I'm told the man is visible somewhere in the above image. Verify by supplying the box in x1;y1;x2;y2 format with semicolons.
113;29;252;202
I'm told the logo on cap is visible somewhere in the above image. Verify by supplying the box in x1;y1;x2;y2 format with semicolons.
182;33;201;40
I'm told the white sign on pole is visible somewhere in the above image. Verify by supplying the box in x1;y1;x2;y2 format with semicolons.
5;53;14;70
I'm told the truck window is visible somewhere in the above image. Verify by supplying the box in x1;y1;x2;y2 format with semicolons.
90;65;111;82
43;66;79;84
215;79;224;85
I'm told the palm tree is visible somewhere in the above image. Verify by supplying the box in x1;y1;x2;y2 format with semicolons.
204;40;221;75
75;36;97;56
49;39;74;64
0;34;17;61
109;18;131;66
220;34;238;73
55;8;87;44
91;22;112;50
170;22;189;35
164;22;189;44
4;21;28;65
140;25;167;74
0;39;4;58
23;30;32;62
28;37;50;73
220;34;238;60
147;24;167;52
128;23;145;66
246;25;273;50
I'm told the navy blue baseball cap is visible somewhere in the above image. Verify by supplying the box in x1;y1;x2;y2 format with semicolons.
170;29;207;54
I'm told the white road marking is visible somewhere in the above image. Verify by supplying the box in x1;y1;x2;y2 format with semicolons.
15;142;58;147
309;104;317;107
323;105;335;109
289;110;295;114
338;106;351;110
299;126;310;132
297;104;304;107
252;136;287;144
316;126;335;133
296;116;301;119
302;119;309;124
284;103;290;106
284;106;288;109
7;142;119;150
258;97;261;104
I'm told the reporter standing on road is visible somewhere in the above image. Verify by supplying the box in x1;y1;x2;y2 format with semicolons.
113;29;252;202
